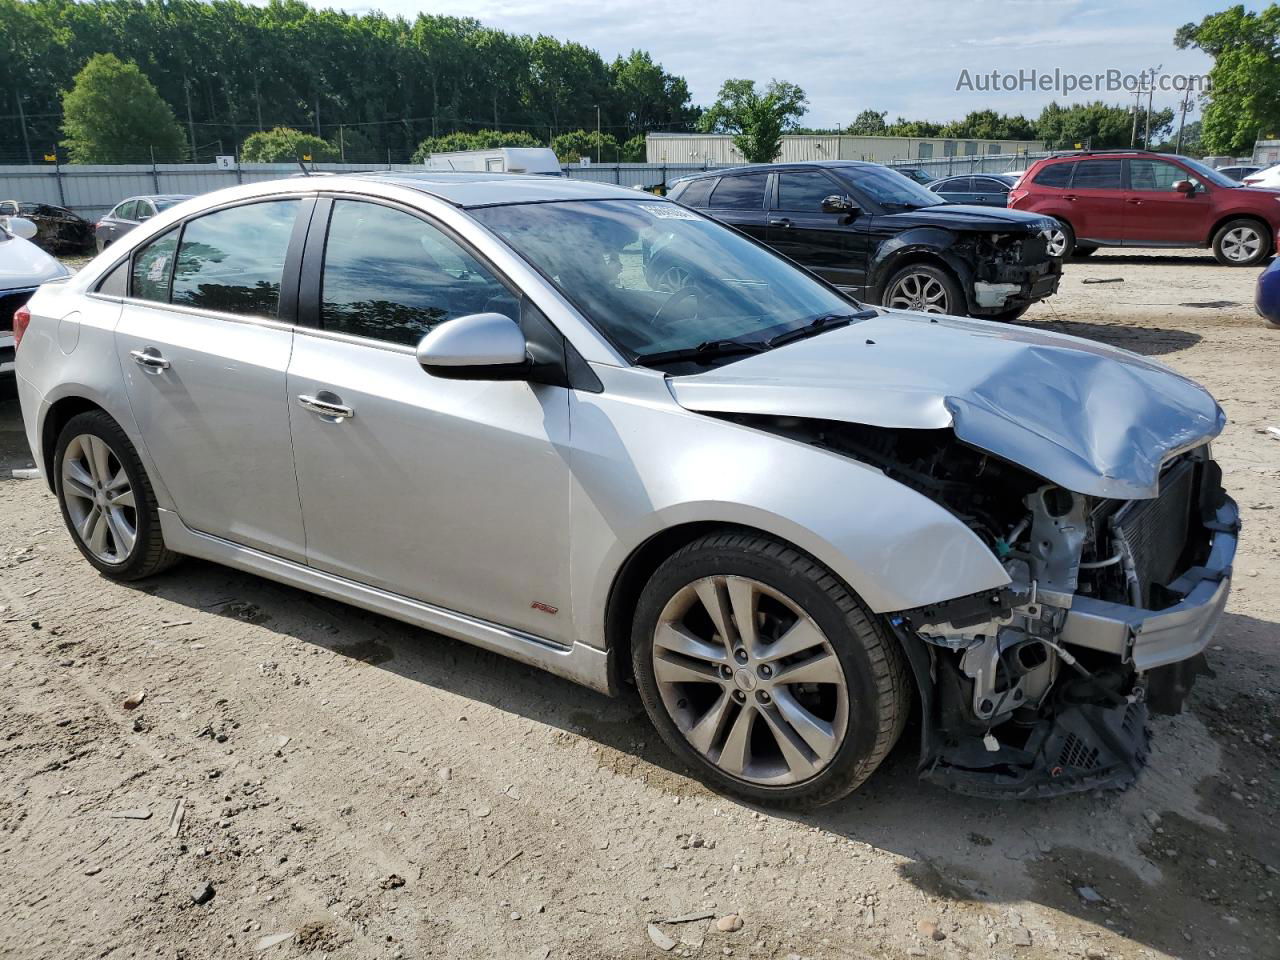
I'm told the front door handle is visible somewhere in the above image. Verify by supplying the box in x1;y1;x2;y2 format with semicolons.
1062;195;1078;201
1126;198;1144;205
768;217;792;228
298;393;355;422
129;347;170;371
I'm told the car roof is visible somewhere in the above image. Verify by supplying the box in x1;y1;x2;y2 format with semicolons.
670;160;885;185
342;171;646;208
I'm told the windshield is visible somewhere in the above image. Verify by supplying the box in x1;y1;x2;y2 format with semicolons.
836;166;945;210
1175;156;1239;189
472;199;861;365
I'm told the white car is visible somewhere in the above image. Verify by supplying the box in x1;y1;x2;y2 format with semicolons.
1241;163;1280;188
1;216;70;373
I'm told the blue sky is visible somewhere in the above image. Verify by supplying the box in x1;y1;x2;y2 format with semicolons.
310;0;1258;128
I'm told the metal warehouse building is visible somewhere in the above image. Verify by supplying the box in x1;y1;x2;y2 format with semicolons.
645;132;1047;165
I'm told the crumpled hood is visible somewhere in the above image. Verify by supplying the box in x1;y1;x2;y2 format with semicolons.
0;234;69;291
888;204;1055;233
669;311;1225;499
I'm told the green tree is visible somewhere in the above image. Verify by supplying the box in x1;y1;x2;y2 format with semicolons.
884;117;944;137
698;78;808;163
60;53;185;162
940;109;1037;141
609;50;697;136
550;129;620;162
1176;4;1280;154
846;109;888;136
411;128;542;162
621;134;647;162
240;126;336;162
1034;101;1172;149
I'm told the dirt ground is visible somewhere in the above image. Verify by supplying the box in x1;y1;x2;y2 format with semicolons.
0;249;1276;960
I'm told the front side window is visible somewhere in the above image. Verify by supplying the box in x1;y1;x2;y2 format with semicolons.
135;200;156;222
320;200;516;346
114;200;138;221
709;174;768;209
775;171;843;211
935;178;971;195
171;200;299;318
674;178;714;208
1071;159;1123;189
974;177;1010;193
472;199;858;364
130;230;179;301
835;165;944;211
1129;158;1195;191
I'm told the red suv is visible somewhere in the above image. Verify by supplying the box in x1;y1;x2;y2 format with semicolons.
1008;150;1280;266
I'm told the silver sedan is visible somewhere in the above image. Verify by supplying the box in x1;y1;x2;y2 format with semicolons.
13;173;1237;806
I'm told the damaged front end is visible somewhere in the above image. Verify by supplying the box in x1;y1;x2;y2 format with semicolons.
962;226;1062;316
720;414;1237;799
885;442;1238;798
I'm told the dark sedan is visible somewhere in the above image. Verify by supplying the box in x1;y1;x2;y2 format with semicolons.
667;161;1060;321
0;200;94;252
929;173;1020;207
95;195;192;252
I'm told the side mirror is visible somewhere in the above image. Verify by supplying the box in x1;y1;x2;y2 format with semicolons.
1174;179;1196;195
821;195;859;216
3;216;38;241
415;312;531;381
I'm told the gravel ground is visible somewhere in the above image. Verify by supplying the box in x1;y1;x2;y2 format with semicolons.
0;249;1277;960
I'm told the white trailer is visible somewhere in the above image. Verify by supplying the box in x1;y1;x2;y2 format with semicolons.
422;148;563;176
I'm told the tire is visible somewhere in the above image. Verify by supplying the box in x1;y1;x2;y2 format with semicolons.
631;529;911;809
1212;219;1271;266
881;263;963;316
1046;221;1075;259
53;410;179;580
1072;245;1098;258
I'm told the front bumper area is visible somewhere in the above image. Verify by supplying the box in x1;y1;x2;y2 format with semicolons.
969;258;1061;315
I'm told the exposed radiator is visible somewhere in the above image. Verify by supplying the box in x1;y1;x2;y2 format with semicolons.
1110;460;1196;607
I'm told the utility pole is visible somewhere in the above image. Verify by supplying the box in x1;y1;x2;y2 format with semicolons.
14;91;32;164
1130;89;1142;147
184;75;197;161
1143;64;1161;149
595;104;601;164
1175;90;1193;155
339;124;345;162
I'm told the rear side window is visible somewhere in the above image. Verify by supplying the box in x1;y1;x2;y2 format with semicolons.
319;200;517;346
775;171;842;211
130;230;179;302
675;178;714;207
1033;162;1074;188
114;200;139;221
935;178;972;194
170;200;299;318
709;174;768;209
1071;159;1123;189
974;178;1009;193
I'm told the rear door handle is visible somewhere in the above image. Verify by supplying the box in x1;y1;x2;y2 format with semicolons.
1126;198;1144;205
298;393;355;422
768;217;792;228
1062;195;1078;201
129;348;170;371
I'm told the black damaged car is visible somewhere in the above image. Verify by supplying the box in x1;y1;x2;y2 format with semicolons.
667;161;1062;321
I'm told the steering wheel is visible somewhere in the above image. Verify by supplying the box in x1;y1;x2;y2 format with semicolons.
653;285;701;327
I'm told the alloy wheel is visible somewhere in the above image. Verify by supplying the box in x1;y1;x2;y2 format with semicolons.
886;271;950;313
1045;227;1069;258
651;575;849;786
1221;226;1262;263
60;434;137;564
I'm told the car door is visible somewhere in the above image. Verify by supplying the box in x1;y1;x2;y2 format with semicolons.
1064;159;1126;242
704;171;770;241
113;196;311;561
767;168;866;292
1124;157;1210;244
971;177;1011;207
286;197;574;642
934;177;975;204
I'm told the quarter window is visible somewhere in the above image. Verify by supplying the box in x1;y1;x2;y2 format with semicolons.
675;178;714;208
1071;159;1123;189
130;230;179;302
115;200;138;221
1033;162;1074;187
775;171;842;211
170;200;299;318
319;200;517;346
709;174;768;210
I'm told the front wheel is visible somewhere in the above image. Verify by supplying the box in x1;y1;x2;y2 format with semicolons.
632;530;910;809
1213;219;1271;266
882;263;963;315
54;411;179;580
1046;221;1075;259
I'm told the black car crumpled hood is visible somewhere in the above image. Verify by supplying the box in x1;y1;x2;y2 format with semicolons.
668;312;1225;500
889;204;1055;232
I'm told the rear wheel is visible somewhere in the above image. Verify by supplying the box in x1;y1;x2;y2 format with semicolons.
1213;219;1271;266
54;411;179;580
882;263;962;315
632;530;910;808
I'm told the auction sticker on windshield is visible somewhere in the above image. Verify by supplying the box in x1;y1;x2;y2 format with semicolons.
643;204;700;220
